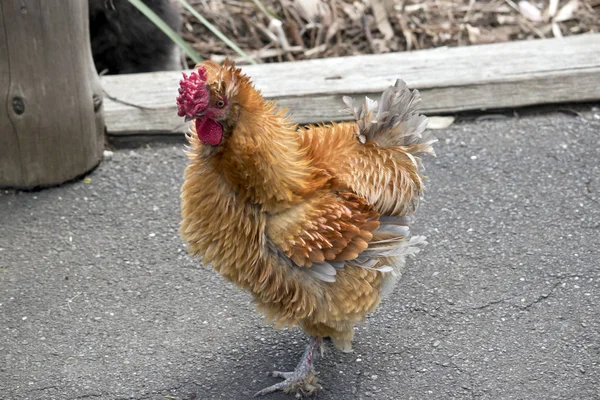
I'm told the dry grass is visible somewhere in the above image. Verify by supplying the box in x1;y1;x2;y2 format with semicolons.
180;0;599;65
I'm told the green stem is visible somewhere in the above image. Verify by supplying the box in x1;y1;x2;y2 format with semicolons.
177;0;257;65
127;0;203;64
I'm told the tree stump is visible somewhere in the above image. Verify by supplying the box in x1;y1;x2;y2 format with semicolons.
0;1;105;188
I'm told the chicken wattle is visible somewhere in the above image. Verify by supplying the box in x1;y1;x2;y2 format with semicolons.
195;117;222;146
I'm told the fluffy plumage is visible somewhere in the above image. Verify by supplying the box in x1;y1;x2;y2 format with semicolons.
179;61;435;392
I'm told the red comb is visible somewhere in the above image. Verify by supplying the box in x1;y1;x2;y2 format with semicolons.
176;66;209;119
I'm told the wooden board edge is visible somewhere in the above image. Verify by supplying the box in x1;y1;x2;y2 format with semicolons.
105;67;600;136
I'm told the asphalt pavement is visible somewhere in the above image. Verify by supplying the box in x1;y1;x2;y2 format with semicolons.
1;110;599;400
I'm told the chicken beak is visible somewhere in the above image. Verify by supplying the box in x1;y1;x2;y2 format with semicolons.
185;110;207;122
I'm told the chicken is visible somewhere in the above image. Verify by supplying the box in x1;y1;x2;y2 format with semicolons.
177;60;435;397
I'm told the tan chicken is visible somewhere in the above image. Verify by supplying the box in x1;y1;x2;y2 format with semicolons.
177;61;435;396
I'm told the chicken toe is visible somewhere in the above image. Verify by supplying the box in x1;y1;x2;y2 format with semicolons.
254;337;323;398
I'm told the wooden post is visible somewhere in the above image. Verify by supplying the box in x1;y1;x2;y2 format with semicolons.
0;1;105;188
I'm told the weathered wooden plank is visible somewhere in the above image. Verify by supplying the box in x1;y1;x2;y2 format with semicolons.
101;34;600;135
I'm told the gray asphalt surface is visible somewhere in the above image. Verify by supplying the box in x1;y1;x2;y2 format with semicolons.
1;111;599;400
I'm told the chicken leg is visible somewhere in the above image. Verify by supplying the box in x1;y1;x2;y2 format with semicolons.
254;337;323;397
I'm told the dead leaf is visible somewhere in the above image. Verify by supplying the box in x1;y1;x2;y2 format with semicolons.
382;0;394;13
518;1;543;22
397;14;416;50
554;0;579;22
269;19;292;50
551;21;563;37
404;3;427;13
427;116;455;130
497;15;518;25
466;24;519;44
371;0;394;40
293;0;330;23
548;0;560;18
341;3;362;22
465;24;482;43
371;38;390;53
325;21;340;42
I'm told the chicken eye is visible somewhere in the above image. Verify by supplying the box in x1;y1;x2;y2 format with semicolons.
216;100;225;108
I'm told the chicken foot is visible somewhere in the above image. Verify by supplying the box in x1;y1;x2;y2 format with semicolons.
254;337;323;397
